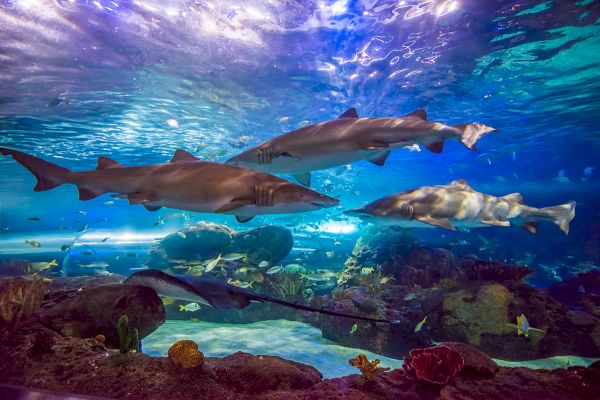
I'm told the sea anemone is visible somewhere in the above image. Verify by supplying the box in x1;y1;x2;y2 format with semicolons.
168;339;204;369
402;345;464;385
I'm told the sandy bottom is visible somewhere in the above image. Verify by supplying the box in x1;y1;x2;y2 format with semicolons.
143;319;598;379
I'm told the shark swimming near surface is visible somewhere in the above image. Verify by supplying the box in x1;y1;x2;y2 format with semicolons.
227;108;497;186
124;269;392;323
345;179;575;234
0;148;339;223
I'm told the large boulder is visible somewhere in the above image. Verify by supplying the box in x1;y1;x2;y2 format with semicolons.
0;277;48;331
39;284;165;347
147;222;293;268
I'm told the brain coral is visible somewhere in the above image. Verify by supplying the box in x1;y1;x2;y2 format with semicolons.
168;339;204;369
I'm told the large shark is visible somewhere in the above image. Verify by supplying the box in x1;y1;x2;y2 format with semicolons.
345;179;576;235
124;269;392;323
227;108;497;186
0;148;339;223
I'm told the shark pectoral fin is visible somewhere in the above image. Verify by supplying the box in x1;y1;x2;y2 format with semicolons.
368;151;391;166
170;149;200;163
275;151;300;160
96;156;123;170
293;172;311;186
415;216;456;230
126;192;157;205
481;219;510;227
424;140;444;153
144;205;162;212
338;108;359;119
214;197;254;213
235;215;254;223
403;109;427;120
77;186;104;201
522;221;539;234
362;140;389;150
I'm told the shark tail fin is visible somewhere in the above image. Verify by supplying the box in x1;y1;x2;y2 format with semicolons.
453;123;497;151
0;147;71;191
542;201;576;235
179;305;185;311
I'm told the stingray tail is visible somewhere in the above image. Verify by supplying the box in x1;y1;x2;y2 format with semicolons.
0;147;71;191
246;292;391;324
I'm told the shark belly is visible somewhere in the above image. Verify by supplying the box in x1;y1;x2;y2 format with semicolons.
266;149;385;174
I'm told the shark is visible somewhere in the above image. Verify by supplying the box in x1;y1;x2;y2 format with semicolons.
345;179;576;235
124;269;392;323
0;148;339;223
227;108;497;186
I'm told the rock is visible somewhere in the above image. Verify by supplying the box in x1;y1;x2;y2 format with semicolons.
462;259;533;283
397;248;465;288
549;270;600;310
38;284;165;347
213;352;322;394
442;284;513;346
442;342;499;377
147;222;293;268
0;277;48;331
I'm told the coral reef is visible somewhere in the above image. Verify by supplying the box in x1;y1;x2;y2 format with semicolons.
348;354;389;380
402;345;464;385
38;283;165;348
462;259;533;282
168;339;204;368
116;315;140;353
94;334;105;344
0;277;47;330
267;272;305;300
549;269;599;312
147;222;293;269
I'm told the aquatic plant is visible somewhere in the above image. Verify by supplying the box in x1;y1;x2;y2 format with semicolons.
402;345;464;385
168;339;204;369
267;272;305;299
348;354;389;380
116;315;140;354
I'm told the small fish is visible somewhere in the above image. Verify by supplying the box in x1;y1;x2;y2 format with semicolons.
179;302;201;312
104;201;114;206
25;240;41;247
403;293;417;301
278;116;290;124
101;237;110;242
298;120;310;127
349;324;358;335
78;262;109;269
204;254;222;272
326;251;335;258
514;313;545;337
166;119;179;128
60;243;72;251
258;260;269;268
153;220;164;227
228;279;253;288
176;232;187;239
28;259;58;273
414;316;427;333
360;267;374;275
379;276;395;285
75;211;87;215
222;253;247;261
403;144;421;152
27;217;41;221
266;265;283;274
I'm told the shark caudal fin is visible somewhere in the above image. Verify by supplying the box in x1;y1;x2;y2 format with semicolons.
0;147;71;191
542;201;576;235
453;123;498;151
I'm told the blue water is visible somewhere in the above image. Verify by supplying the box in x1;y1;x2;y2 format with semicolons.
0;0;599;323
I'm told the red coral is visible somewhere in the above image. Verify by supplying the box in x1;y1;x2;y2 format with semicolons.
462;260;532;282
402;345;464;385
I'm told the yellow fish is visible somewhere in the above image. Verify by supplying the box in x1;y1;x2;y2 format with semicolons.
349;324;358;335
28;259;58;273
204;254;223;273
25;240;41;247
515;313;544;338
414;316;427;333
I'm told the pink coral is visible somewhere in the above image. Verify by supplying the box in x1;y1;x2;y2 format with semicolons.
402;345;464;385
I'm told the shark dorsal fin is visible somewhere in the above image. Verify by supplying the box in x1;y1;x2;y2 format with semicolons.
96;156;123;170
403;109;427;120
502;193;524;203
170;149;200;163
449;179;471;189
338;108;359;119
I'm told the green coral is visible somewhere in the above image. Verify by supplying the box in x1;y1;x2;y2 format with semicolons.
439;277;460;291
116;315;140;354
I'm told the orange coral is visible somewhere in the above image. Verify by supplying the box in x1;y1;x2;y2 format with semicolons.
349;354;390;380
94;334;106;344
168;339;204;369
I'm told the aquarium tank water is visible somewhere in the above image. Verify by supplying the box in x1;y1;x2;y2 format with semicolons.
0;1;599;399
